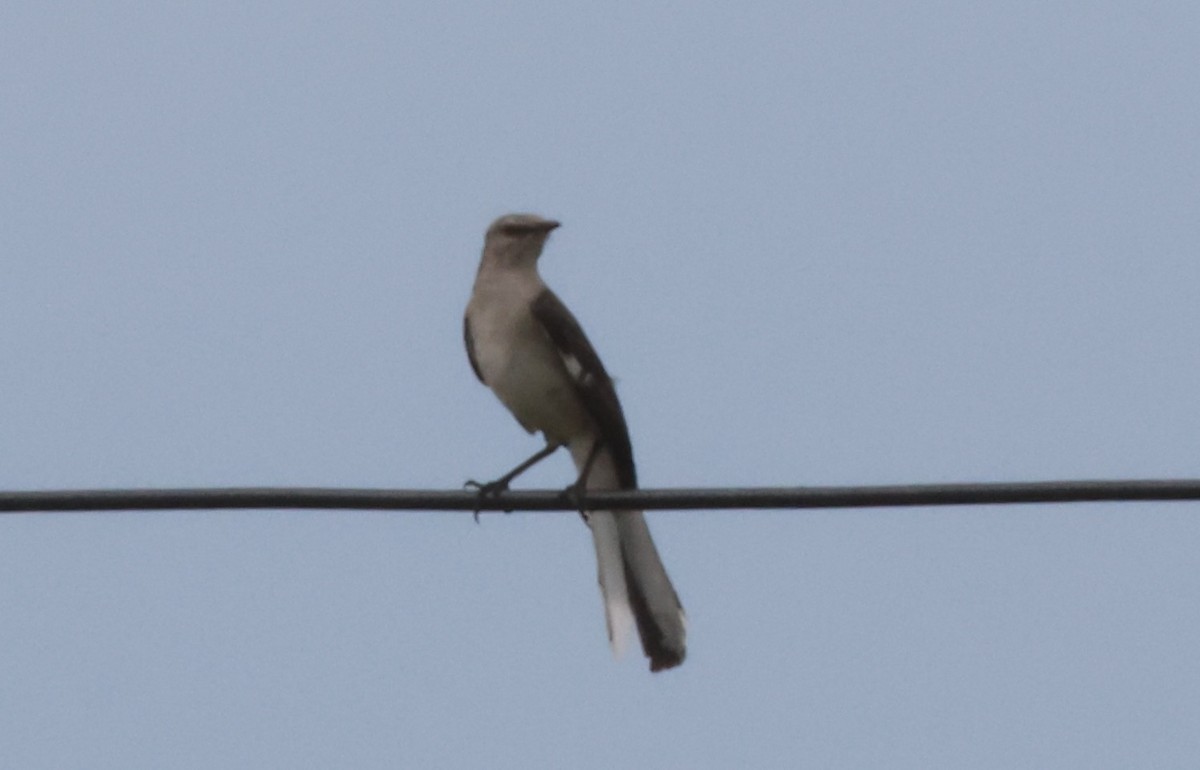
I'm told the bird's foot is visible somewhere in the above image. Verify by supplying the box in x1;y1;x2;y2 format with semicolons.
560;478;590;519
464;477;515;522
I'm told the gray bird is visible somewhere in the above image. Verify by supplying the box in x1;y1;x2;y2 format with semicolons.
464;213;686;672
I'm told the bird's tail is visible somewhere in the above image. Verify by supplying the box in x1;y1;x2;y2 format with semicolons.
570;441;687;672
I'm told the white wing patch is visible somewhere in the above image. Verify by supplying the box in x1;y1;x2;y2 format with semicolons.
558;351;597;389
560;351;584;380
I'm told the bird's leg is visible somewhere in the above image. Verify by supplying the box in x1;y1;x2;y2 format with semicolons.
563;438;602;517
466;442;563;520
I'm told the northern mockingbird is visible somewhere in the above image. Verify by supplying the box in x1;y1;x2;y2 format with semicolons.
464;213;686;672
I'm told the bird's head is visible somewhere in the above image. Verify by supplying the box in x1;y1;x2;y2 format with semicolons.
482;213;561;268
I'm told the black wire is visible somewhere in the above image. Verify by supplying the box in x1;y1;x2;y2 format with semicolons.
2;479;1200;514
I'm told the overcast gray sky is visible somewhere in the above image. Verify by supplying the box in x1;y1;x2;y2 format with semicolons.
3;2;1200;768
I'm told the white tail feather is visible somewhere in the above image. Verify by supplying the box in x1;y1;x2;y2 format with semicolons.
586;509;635;657
570;440;637;656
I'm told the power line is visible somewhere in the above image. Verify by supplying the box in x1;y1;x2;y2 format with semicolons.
2;479;1200;514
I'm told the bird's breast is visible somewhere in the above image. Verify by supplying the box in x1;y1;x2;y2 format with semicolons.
467;293;590;442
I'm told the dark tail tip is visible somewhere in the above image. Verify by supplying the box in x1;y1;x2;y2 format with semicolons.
649;649;686;672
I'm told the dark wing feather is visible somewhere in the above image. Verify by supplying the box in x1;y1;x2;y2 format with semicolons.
530;289;637;489
463;315;485;384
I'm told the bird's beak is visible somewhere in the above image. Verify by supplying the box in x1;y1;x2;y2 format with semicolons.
541;220;561;232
